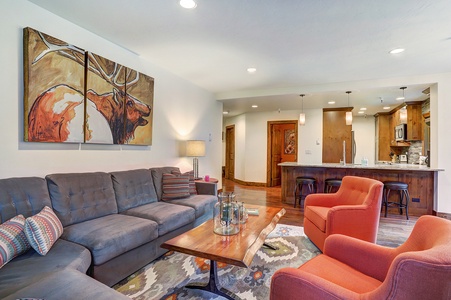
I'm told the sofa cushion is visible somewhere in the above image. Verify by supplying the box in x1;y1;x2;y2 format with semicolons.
122;201;195;236
0;239;90;299
0;215;30;268
3;268;130;300
46;172;118;227
111;169;158;212
150;167;180;200
0;177;52;223
25;206;63;256
166;194;216;218
304;206;330;232
61;214;158;265
161;173;190;201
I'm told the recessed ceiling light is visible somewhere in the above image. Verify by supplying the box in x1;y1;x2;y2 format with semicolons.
247;67;257;73
358;111;365;114
328;101;335;104
383;106;391;110
223;111;229;115
396;96;405;101
360;107;367;111
179;0;197;9
389;48;405;54
252;105;258;108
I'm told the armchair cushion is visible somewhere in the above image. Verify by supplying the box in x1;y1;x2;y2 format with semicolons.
304;206;328;232
298;254;382;293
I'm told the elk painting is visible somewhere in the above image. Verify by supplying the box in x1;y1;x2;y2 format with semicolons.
23;27;154;145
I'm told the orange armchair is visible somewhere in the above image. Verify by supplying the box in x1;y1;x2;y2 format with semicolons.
303;176;383;251
270;215;451;300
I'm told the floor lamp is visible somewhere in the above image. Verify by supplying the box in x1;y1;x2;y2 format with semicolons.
186;140;206;179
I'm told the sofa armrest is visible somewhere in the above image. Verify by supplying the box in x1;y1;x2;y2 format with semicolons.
323;234;395;281
195;181;217;196
270;267;359;300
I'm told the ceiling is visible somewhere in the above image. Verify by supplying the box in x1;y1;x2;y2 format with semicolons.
28;0;451;117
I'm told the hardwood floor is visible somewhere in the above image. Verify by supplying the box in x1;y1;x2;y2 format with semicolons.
221;178;417;247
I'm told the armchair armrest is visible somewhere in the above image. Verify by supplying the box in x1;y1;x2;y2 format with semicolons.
323;234;396;281
195;181;217;196
304;193;340;208
270;267;359;300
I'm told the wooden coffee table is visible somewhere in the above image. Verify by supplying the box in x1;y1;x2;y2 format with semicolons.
161;205;285;300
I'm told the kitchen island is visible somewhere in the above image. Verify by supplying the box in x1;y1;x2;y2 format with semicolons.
279;162;444;216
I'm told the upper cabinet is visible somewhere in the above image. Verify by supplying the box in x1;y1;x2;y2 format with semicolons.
390;102;423;142
406;103;423;140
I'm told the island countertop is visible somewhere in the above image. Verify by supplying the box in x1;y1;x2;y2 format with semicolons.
278;162;444;172
279;162;442;216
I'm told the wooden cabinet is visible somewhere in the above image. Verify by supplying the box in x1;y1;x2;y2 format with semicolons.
406;103;423;140
322;108;352;164
376;102;423;160
375;113;391;161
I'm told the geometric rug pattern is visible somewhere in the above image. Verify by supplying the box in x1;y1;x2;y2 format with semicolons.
113;224;321;300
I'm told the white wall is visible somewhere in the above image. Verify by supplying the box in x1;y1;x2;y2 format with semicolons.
224;108;322;183
0;1;223;180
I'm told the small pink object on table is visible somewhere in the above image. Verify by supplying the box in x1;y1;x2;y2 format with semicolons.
204;175;210;182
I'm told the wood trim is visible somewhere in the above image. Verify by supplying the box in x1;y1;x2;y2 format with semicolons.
233;178;267;187
433;211;451;220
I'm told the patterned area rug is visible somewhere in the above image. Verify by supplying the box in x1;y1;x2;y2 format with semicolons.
113;224;320;300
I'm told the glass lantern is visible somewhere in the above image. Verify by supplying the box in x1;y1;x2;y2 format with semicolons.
214;192;240;235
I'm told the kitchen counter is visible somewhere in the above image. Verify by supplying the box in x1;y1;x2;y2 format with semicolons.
279;162;443;216
279;162;443;172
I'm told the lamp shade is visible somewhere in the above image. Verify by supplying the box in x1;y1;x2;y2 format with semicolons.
186;140;206;157
299;113;306;126
346;111;353;126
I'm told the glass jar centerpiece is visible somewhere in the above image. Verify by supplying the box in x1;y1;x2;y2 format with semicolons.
213;192;240;235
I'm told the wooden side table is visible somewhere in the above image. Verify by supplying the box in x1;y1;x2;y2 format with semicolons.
195;177;218;183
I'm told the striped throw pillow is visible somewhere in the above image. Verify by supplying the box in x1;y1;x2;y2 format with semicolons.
0;215;30;268
25;206;63;256
172;170;197;195
161;173;190;201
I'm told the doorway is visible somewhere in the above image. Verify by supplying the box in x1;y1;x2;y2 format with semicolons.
267;120;298;187
225;125;235;180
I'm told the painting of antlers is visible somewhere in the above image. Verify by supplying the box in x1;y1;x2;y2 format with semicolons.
23;27;154;145
85;53;153;144
24;27;86;143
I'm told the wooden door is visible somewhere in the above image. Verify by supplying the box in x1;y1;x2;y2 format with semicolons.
225;125;235;180
267;121;297;187
322;109;352;164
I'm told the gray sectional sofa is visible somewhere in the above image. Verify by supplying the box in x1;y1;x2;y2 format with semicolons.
0;167;217;299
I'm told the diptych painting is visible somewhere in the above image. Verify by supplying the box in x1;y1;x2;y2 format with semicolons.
23;27;154;145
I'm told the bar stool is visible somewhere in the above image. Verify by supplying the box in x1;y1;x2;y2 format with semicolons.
383;181;410;220
294;177;317;208
324;178;342;193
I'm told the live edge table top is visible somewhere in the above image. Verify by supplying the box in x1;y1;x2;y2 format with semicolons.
161;205;286;268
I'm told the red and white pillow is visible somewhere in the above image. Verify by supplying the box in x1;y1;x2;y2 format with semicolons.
161;173;191;201
0;215;30;268
24;206;63;256
172;170;197;195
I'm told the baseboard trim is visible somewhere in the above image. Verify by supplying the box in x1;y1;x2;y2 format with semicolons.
433;210;451;220
226;178;266;187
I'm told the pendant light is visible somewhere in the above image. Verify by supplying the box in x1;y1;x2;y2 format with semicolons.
346;91;352;125
397;86;407;101
399;87;408;123
299;94;306;126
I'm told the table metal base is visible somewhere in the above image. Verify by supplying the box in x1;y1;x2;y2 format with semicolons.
185;260;240;300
